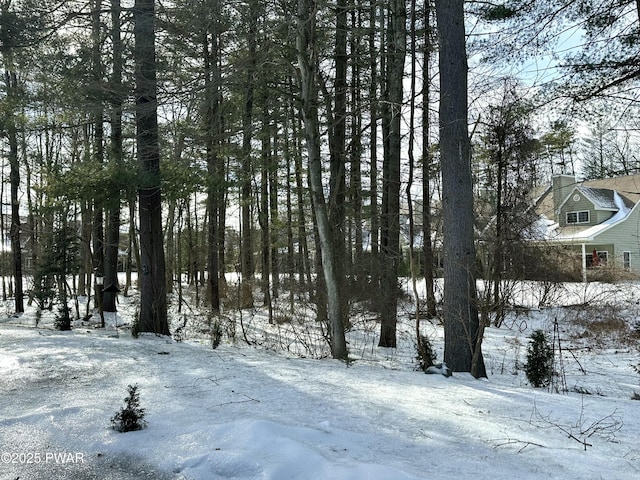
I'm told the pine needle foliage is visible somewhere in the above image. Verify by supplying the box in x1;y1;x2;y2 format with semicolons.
54;305;71;331
111;384;147;432
525;330;553;388
416;334;437;372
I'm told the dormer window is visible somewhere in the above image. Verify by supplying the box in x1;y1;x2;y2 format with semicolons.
567;210;590;224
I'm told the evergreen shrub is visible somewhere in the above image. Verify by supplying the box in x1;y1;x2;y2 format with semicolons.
54;305;72;331
416;334;437;372
111;384;147;432
525;329;553;388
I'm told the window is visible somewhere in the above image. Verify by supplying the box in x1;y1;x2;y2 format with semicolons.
624;251;631;269
587;250;608;267
567;210;590;224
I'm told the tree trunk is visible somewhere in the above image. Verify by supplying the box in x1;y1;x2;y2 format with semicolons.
368;0;380;297
258;112;272;320
6;69;23;314
422;0;437;318
134;0;169;335
378;0;405;348
297;0;348;360
217;157;227;298
328;0;348;325
408;0;420;335
165;202;176;296
492;142;504;319
0;176;6;301
350;6;364;275
91;0;105;325
124;196;139;297
284;127;295;307
185;195;195;286
269;133;280;299
239;0;258;309
435;0;486;377
292;100;312;291
24;150;37;300
207;189;221;312
1;11;24;313
79;123;94;302
204;13;223;312
103;0;124;312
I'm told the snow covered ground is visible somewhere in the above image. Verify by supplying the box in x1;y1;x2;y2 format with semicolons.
1;279;639;479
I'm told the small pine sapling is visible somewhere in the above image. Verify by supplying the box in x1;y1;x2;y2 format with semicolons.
416;334;451;376
210;320;223;349
111;384;147;432
54;305;72;331
525;330;553;388
416;334;437;372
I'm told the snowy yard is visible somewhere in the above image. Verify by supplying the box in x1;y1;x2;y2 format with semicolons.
1;279;639;479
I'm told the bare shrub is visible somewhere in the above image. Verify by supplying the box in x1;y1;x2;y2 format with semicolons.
530;280;564;308
520;244;582;283
491;336;523;375
271;305;294;325
587;263;640;283
563;304;633;348
529;399;622;450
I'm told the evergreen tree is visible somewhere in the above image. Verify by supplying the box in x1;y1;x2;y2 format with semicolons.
525;330;553;388
378;0;406;348
473;1;640;102
436;0;486;378
134;0;169;335
579;116;621;180
475;81;541;326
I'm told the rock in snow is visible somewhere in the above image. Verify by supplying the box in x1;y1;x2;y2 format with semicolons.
425;362;452;377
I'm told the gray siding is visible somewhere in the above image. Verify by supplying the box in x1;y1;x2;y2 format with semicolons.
591;204;640;271
559;192;611;226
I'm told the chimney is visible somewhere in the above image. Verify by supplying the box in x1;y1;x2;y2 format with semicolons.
552;174;576;222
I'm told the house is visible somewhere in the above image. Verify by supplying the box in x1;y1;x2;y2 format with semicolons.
0;214;34;274
534;174;640;280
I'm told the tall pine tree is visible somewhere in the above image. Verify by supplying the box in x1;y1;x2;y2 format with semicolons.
134;0;169;335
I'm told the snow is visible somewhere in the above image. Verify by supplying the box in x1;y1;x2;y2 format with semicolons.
532;190;634;242
1;281;639;480
526;214;559;240
555;191;633;241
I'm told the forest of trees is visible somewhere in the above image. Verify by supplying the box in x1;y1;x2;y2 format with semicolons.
2;0;640;376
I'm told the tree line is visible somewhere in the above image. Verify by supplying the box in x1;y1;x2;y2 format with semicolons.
2;0;640;376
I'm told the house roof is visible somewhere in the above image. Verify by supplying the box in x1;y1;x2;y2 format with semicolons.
534;174;640;218
577;186;634;210
531;184;555;222
553;191;632;242
582;174;640;204
532;174;640;243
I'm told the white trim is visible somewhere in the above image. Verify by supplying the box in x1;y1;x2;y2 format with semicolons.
566;210;590;224
553;192;635;243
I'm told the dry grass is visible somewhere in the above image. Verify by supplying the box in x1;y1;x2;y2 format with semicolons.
563;303;637;348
